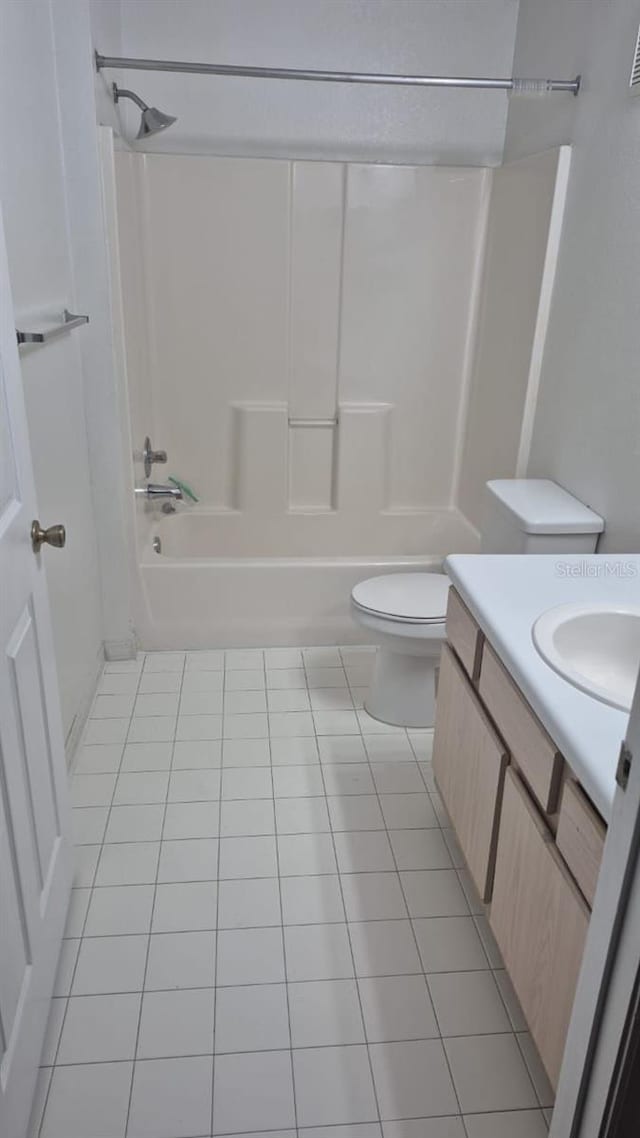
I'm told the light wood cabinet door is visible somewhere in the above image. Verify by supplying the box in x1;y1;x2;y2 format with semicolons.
445;588;483;682
433;643;508;902
490;768;589;1089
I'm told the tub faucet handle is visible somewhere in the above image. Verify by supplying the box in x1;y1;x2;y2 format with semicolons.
143;435;167;478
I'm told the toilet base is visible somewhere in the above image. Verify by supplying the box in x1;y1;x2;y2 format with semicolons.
365;646;438;729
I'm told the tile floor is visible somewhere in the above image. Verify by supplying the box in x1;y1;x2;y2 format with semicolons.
32;645;554;1138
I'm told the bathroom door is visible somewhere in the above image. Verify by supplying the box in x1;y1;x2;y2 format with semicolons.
0;203;72;1138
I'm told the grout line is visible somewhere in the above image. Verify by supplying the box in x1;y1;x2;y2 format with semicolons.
210;652;227;1137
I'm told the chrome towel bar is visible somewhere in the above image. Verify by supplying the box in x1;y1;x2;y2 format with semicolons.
16;309;89;347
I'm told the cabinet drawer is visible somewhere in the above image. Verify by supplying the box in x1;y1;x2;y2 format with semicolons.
557;779;606;907
445;588;483;682
479;643;563;813
490;769;589;1090
433;643;508;902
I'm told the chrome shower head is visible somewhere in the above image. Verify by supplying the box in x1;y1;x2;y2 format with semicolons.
112;83;177;139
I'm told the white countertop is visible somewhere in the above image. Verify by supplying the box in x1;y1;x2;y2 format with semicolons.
445;553;640;822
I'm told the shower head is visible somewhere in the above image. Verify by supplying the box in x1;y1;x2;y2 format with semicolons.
112;82;176;139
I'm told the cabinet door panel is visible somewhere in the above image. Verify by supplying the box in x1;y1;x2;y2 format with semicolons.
490;768;589;1089
433;643;508;901
446;588;483;682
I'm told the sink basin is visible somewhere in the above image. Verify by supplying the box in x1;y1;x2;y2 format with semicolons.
533;603;640;712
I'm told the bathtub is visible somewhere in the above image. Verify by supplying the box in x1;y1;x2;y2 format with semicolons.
133;508;479;649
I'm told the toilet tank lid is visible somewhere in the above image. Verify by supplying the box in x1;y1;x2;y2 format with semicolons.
486;479;604;535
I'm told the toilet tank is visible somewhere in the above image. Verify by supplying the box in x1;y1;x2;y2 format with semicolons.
480;479;604;554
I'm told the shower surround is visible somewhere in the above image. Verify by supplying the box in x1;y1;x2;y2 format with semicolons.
111;150;488;645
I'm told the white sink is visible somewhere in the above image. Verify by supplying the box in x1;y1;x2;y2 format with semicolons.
533;603;640;712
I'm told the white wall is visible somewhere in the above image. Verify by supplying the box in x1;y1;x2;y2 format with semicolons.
0;0;105;744
506;0;640;551
110;0;519;165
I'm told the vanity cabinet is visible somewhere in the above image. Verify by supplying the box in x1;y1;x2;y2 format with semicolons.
433;644;507;902
433;587;606;1093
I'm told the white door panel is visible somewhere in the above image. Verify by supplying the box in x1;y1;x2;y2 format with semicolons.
0;199;72;1138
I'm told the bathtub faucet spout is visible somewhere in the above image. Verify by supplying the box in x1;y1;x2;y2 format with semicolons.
135;483;183;501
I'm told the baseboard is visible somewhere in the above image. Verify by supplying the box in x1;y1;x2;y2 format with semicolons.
104;636;138;661
65;645;104;770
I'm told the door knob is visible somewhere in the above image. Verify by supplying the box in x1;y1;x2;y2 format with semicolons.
31;520;66;553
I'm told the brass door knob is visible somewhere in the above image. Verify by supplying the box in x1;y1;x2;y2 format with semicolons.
31;520;66;553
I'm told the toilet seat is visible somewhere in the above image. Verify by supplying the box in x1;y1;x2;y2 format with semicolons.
351;573;450;625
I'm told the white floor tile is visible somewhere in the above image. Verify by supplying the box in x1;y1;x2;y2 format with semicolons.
218;877;282;928
104;657;143;674
473;914;504;970
186;649;224;671
389;829;453;871
104;804;165;843
334;831;395;873
168;768;221;802
318;736;367;764
95;842;160;886
92;694;135;720
138;672;182;694
358;974;438;1041
85;719;128;746
225;648;264;669
218;835;278;879
158;838;219;882
219;799;273;838
280;874;345;925
73;844;100;887
284;923;353;981
457;867;484;915
85;885;154;936
145;930;216;991
57;993;140;1063
371;762;425;794
40;1061;132;1138
182;670;224;692
64;889;91;937
275;795;330;833
428;970;511;1036
322;765;376;797
221;766;272;800
163;801;220;839
341;872;408;921
74;744;123;775
370;1039;458;1120
463;1111;548;1138
309;687;355;710
179;690;224;716
270;736;319;764
72;935;148;995
266;667;306;690
358;710;404;735
327;795;385;832
293;1044;377;1127
213;1049;295;1135
272;764;324;797
226;668;265;691
223;712;269;739
265;647;303;668
127;717;176;744
303;647;343;668
222;738;270;767
113;771;169;806
444;1033;538;1113
400;870;470;918
216;926;285;986
143;652;185;673
224;689;267;715
269;711;315;737
72;806;109;846
306;666;349;688
383;1120;464;1138
215;983;290;1052
408;730;435;761
152;881;218;933
71;774;117;808
278;832;337;875
134;693;179;718
314;709;360;735
289;978;364;1046
267;688;311;712
99;672;140;695
121;742;174;772
176;714;222;741
349;920;421;977
128;1056;212;1138
364;735;414;762
413;917;490;974
137;987;215;1057
379;793;438;830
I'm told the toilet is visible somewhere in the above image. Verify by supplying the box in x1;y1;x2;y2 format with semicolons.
351;479;604;728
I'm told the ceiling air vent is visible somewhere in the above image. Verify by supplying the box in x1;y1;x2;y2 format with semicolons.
630;24;640;93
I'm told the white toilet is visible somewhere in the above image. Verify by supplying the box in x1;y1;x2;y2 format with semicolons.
351;479;604;728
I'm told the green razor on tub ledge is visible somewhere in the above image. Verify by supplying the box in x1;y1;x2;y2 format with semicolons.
168;475;199;502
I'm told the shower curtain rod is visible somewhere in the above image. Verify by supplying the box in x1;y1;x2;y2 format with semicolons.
95;53;580;95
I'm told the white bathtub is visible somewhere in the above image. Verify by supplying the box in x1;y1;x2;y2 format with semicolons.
133;508;479;649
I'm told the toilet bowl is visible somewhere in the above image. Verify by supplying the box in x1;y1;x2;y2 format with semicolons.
351;572;450;728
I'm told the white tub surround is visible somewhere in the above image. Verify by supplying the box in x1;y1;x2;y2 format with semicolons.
445;554;640;821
